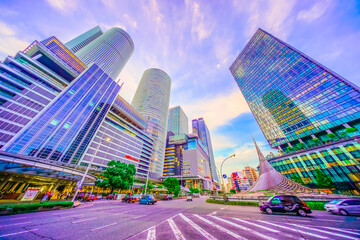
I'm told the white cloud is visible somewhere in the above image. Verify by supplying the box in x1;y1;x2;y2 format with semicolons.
186;0;213;41
0;22;28;58
182;89;250;131
46;0;77;14
123;14;137;28
212;134;237;151
298;0;332;22
237;0;297;40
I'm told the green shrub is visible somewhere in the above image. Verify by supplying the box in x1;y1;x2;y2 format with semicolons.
345;127;358;133
0;201;74;214
206;198;259;207
305;201;326;211
42;202;74;208
11;203;41;213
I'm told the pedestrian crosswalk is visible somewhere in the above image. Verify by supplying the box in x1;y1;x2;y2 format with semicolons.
128;213;360;240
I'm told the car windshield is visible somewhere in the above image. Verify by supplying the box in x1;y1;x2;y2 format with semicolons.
329;200;342;204
141;196;149;199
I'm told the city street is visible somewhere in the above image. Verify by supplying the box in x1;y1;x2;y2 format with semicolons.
0;197;359;239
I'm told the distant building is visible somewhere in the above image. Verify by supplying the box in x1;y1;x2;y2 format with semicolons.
162;133;212;190
231;172;251;191
243;166;258;186
167;106;189;135
65;26;103;53
132;68;171;180
192;118;219;184
230;28;360;194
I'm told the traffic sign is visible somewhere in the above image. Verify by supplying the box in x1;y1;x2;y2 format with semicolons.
223;174;227;179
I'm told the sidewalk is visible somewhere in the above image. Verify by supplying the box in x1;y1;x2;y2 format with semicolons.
0;199;72;205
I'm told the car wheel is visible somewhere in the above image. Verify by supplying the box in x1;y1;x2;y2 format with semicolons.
340;209;349;216
152;203;154;205
297;209;307;217
265;208;273;214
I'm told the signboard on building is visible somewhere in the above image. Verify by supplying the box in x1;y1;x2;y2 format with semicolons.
21;188;40;201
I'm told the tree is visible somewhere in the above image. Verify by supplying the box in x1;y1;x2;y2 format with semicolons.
189;187;200;194
290;175;306;186
95;160;136;193
163;177;180;197
142;181;154;193
314;169;333;189
157;184;164;189
230;189;236;194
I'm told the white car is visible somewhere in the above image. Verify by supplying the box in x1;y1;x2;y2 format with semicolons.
96;194;103;200
325;199;360;216
186;196;193;201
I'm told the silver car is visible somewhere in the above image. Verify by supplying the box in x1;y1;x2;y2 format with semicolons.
325;199;360;216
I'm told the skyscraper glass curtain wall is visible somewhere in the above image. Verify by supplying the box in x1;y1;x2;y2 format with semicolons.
132;68;171;179
167;106;189;135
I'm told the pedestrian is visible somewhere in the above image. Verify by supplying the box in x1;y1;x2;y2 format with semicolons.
41;192;48;204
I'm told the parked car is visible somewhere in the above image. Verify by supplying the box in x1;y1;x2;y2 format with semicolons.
139;196;157;205
86;194;97;201
259;195;311;217
325;199;360;216
106;194;114;200
96;194;103;200
164;195;173;200
186;195;193;201
122;194;138;203
192;193;200;198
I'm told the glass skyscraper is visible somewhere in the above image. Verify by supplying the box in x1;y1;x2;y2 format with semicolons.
65;26;103;53
132;68;171;180
192;118;219;183
167;106;189;135
74;27;134;80
0;26;155;199
230;28;360;194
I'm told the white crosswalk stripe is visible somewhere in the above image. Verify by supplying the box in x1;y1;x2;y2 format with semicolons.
129;213;359;240
179;213;217;240
288;223;359;240
257;220;329;239
193;214;247;240
168;218;186;240
212;216;277;240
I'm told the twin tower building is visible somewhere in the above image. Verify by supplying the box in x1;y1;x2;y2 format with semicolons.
0;25;174;190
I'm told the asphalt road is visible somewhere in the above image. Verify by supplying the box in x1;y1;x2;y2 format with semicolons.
0;197;359;240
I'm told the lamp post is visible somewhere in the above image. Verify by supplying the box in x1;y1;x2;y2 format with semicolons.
220;154;235;192
72;137;111;202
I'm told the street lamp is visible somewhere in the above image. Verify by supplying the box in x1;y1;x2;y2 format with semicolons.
72;137;111;202
220;154;235;192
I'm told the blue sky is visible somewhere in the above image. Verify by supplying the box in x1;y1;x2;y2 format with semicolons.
0;0;360;177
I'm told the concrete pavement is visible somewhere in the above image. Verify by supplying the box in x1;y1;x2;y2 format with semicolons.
0;197;358;239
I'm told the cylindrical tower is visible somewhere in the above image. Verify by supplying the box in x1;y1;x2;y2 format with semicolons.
75;27;134;80
132;68;171;180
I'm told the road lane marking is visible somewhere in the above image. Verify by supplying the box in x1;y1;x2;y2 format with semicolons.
59;214;85;218
213;216;277;240
232;218;280;233
179;213;217;240
168;218;186;240
133;215;146;219
194;214;247;240
207;211;217;216
0;221;31;227
288;224;358;240
146;227;156;240
0;217;27;221
258;221;328;239
320;227;360;235
72;217;97;224
91;222;118;231
0;229;39;238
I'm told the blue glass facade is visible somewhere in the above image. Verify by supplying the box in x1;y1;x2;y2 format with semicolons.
230;28;360;193
4;64;119;164
167;106;189;135
192;118;219;183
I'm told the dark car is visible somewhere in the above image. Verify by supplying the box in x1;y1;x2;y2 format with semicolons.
259;195;312;217
164;195;173;200
122;194;137;203
106;194;114;200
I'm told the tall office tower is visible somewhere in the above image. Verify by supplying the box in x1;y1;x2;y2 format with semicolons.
0;36;86;148
192;118;219;183
230;28;360;194
162;133;212;190
167;106;189;135
74;27;134;80
65;26;103;53
242;166;258;186
132;68;171;179
0;27;154;201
